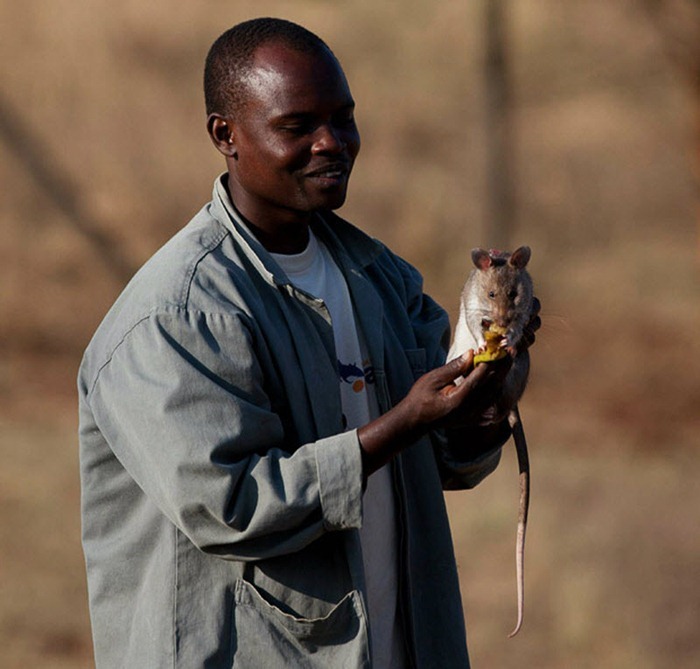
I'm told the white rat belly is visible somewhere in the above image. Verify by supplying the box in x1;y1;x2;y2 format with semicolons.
447;301;482;362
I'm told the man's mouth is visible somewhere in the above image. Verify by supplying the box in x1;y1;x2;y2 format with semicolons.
305;163;350;184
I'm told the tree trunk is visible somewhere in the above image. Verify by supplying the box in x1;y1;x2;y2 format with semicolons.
0;93;137;284
484;0;516;250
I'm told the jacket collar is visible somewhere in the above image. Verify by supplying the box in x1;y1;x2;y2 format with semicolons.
210;173;383;286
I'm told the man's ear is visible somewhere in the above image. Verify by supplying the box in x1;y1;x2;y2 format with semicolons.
207;114;237;158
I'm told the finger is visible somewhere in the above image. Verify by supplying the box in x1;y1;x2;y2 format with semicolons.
443;359;490;401
435;351;475;385
520;324;537;349
527;314;541;332
520;299;542;351
459;350;475;370
520;333;534;350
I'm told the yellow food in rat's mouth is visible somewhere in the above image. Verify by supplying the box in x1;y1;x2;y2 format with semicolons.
473;324;508;364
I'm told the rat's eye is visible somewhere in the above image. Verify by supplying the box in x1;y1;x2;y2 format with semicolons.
488;291;496;299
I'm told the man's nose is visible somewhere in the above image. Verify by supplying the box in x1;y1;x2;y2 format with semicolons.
311;124;345;154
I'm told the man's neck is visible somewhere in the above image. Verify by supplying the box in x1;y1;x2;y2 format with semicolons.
224;177;312;254
244;219;311;254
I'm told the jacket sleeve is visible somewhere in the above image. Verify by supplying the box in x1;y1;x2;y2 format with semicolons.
431;426;506;490
82;307;364;561
396;255;506;489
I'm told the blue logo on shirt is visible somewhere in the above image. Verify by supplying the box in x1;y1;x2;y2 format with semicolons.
337;359;375;393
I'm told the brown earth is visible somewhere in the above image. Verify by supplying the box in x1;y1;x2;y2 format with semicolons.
1;1;698;667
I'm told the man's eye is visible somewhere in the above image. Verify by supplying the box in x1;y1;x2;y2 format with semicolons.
281;124;311;136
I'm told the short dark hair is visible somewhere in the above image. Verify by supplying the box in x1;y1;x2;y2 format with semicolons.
204;17;334;118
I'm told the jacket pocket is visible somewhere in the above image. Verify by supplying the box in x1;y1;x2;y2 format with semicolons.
231;579;370;668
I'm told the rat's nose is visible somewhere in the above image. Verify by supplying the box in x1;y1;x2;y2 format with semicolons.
494;312;512;330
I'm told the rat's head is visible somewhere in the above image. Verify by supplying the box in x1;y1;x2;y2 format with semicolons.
471;246;533;331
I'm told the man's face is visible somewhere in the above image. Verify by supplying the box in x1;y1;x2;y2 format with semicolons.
224;42;361;235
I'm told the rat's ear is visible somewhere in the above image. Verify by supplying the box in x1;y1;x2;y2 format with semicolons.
471;248;492;270
509;246;531;269
207;114;237;158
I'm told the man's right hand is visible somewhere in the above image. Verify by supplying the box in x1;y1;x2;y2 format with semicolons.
357;352;508;476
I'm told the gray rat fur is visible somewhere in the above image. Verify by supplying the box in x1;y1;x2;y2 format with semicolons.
447;245;534;638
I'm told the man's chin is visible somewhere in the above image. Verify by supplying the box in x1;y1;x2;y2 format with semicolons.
317;190;349;212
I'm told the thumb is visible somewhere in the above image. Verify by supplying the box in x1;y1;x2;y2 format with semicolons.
440;350;475;382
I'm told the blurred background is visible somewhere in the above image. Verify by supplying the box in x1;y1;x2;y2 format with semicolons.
1;1;698;667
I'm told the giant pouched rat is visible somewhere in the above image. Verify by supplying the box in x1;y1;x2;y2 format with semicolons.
447;245;534;638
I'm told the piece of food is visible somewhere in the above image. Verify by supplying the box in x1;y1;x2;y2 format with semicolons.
473;324;508;364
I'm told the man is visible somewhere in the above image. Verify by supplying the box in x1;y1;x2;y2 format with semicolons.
79;17;539;668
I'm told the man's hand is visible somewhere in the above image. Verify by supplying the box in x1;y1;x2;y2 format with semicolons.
449;353;513;428
357;299;540;477
357;352;509;476
406;352;496;424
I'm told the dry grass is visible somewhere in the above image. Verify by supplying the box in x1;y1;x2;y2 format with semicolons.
1;0;698;667
447;444;700;669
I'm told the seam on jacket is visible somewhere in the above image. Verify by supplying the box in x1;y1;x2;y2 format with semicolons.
86;222;230;400
180;221;229;308
86;312;155;399
85;305;253;401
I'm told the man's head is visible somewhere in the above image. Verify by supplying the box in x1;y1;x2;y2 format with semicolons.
204;19;361;250
204;18;333;120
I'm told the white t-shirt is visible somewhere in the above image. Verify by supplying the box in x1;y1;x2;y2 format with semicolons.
271;230;406;668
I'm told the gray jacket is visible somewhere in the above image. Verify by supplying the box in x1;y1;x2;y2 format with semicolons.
79;176;503;668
